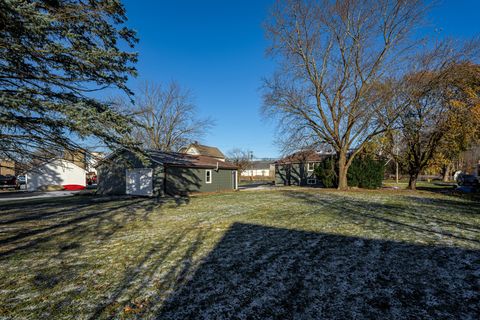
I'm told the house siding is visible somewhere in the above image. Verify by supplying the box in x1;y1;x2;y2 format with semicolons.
166;167;234;194
97;151;165;196
275;163;322;186
97;150;235;196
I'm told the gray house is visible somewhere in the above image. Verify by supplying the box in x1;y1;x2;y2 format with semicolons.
97;149;238;196
275;150;332;187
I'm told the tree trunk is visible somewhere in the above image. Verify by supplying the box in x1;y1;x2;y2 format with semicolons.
442;163;451;182
337;150;348;191
407;171;419;190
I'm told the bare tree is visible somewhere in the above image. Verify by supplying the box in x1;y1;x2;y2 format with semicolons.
119;81;213;152
263;0;427;190
227;148;253;174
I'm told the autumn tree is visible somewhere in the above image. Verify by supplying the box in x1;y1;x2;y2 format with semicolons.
0;0;139;165
117;81;213;152
395;59;480;190
431;63;480;181
263;0;427;190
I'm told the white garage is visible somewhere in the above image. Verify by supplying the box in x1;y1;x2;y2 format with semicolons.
26;159;86;191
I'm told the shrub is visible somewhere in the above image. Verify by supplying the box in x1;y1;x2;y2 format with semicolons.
315;155;385;189
347;155;385;189
314;157;337;188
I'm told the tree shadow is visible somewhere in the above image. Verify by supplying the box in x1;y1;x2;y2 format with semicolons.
156;222;479;319
0;196;164;259
283;191;480;245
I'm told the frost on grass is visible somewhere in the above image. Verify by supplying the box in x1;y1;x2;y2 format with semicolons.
0;189;479;319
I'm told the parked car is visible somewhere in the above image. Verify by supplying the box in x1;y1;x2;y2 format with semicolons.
17;175;26;190
0;175;18;189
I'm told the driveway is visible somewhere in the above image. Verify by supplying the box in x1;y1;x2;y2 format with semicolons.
0;190;79;202
238;183;277;191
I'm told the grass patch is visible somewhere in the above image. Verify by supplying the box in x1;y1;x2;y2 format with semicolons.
0;189;479;318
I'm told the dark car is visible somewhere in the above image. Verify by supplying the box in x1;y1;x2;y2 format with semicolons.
0;175;18;189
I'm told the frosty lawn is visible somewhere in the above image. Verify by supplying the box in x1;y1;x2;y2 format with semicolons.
0;189;479;319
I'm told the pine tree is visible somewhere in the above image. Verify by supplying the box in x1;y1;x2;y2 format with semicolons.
0;0;138;164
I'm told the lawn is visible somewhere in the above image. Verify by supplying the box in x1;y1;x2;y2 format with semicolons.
0;188;479;319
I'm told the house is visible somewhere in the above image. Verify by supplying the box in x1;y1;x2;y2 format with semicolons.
241;160;275;179
0;159;15;176
275;150;333;187
96;149;238;196
26;158;87;191
179;142;226;161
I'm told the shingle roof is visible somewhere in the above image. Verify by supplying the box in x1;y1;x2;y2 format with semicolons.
148;150;237;169
185;143;225;159
275;150;334;165
248;160;274;170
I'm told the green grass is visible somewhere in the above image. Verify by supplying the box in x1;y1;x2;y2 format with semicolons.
0;189;479;319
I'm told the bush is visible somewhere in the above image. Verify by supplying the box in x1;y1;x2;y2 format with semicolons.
315;155;385;189
315;157;338;188
348;155;385;189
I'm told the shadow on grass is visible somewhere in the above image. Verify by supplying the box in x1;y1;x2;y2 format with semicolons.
284;191;480;245
155;222;479;319
0;196;166;258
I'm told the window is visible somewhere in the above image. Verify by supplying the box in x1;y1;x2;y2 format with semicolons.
307;162;315;171
307;179;316;185
205;170;212;184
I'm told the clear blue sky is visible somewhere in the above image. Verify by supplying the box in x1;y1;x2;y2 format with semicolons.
119;0;479;159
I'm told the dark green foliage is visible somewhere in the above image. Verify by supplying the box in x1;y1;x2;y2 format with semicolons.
314;157;338;188
0;0;138;163
315;156;385;189
347;156;385;189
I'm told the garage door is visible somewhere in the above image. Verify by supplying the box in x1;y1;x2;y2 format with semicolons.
126;168;153;196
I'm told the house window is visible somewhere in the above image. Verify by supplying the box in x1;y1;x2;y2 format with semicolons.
205;170;212;184
307;178;316;185
307;162;315;171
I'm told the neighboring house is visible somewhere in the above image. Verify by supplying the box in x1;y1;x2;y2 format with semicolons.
459;144;480;176
26;159;87;191
86;152;105;175
97;149;238;196
0;159;15;176
275;150;334;187
179;142;226;161
241;161;275;178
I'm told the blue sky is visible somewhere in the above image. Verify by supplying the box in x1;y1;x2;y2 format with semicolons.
118;0;479;159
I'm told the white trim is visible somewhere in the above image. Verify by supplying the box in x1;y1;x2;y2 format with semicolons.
307;162;315;171
307;178;316;185
205;169;212;184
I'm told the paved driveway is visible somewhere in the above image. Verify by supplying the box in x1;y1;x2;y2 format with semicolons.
0;190;79;202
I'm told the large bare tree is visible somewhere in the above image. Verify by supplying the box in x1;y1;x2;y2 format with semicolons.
120;81;213;152
263;0;427;190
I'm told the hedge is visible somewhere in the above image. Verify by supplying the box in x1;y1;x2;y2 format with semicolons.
315;155;385;189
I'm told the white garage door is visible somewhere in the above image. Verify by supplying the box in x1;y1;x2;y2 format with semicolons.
126;168;153;196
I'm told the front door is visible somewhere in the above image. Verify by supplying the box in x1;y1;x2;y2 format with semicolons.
126;168;153;196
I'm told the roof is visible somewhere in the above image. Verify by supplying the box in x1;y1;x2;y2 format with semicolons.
182;143;225;159
26;158;87;173
275;150;334;165
248;160;274;170
147;150;237;169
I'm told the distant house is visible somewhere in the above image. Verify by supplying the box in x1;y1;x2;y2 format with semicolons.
26;159;87;191
0;159;15;176
241;160;275;178
97;149;238;196
179;142;226;161
459;144;480;176
275;150;333;187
